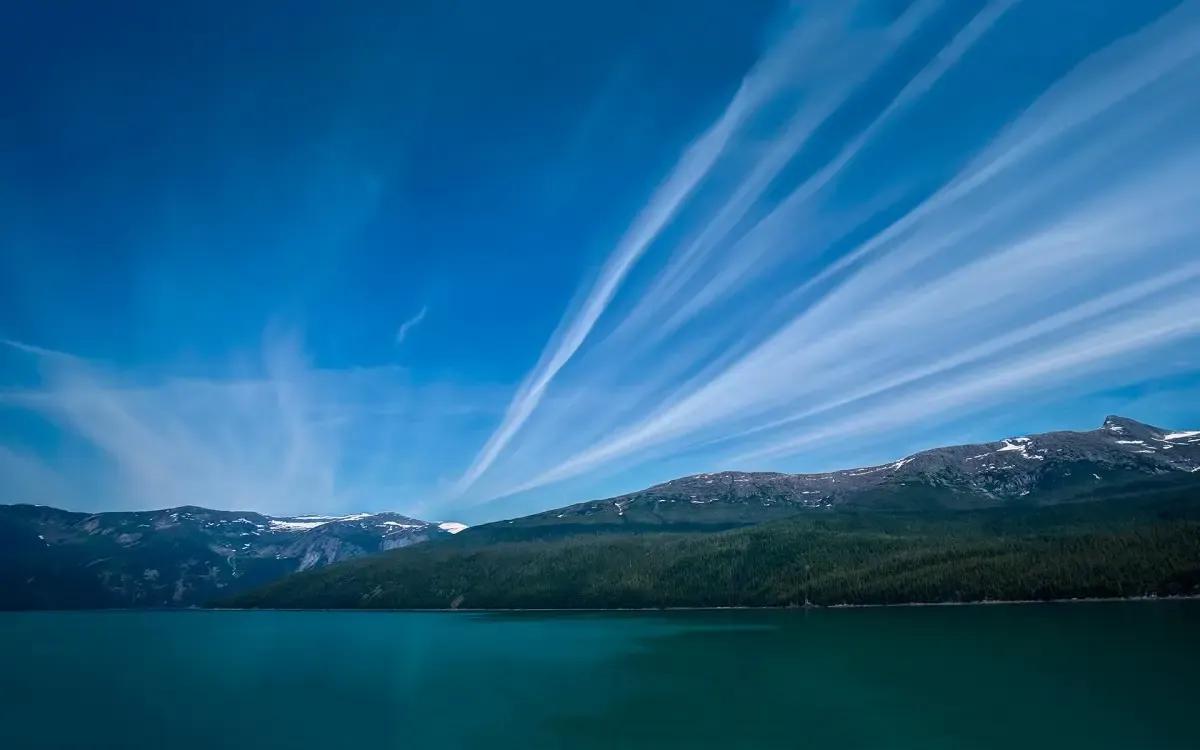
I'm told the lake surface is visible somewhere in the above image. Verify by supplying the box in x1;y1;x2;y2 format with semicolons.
1;602;1197;749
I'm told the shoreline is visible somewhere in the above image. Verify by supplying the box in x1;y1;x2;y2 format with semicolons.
10;594;1198;615
221;593;1200;613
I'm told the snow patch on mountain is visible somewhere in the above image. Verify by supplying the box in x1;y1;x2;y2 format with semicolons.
268;519;330;532
1163;431;1200;441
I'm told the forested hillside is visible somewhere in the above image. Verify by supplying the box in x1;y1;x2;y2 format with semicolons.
226;476;1200;610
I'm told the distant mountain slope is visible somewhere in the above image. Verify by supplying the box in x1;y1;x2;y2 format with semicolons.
473;416;1200;541
223;416;1200;610
225;475;1200;610
0;505;466;609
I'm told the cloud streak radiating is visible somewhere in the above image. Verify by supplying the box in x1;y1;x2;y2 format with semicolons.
454;0;948;494
459;0;1200;507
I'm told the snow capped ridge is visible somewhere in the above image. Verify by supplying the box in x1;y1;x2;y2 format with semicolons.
263;511;449;534
267;518;331;532
290;513;373;522
267;512;382;532
1098;416;1200;449
3;504;463;606
150;508;456;538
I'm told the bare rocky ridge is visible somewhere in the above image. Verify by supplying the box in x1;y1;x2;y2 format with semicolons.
490;416;1200;534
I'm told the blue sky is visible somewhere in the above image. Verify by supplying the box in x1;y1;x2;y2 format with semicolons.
2;0;1199;523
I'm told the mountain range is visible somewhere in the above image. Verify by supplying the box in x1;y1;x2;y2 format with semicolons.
229;416;1200;609
473;416;1200;540
4;415;1199;610
0;505;465;609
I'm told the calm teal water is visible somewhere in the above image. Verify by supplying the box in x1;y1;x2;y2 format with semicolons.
1;603;1197;749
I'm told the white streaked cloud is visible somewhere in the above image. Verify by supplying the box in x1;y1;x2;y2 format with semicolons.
453;0;947;495
732;292;1200;464
456;0;1200;507
0;335;500;516
626;0;1020;345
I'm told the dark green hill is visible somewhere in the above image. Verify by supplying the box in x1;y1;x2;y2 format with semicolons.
224;475;1200;610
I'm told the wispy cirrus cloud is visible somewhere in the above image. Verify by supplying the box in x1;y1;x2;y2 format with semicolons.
395;305;428;345
453;0;949;495
0;334;498;516
613;0;1017;349
453;0;1200;508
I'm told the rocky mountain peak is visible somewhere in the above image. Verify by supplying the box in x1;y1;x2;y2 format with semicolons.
1101;415;1167;438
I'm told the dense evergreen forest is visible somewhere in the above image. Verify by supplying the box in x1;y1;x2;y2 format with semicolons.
225;479;1200;609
